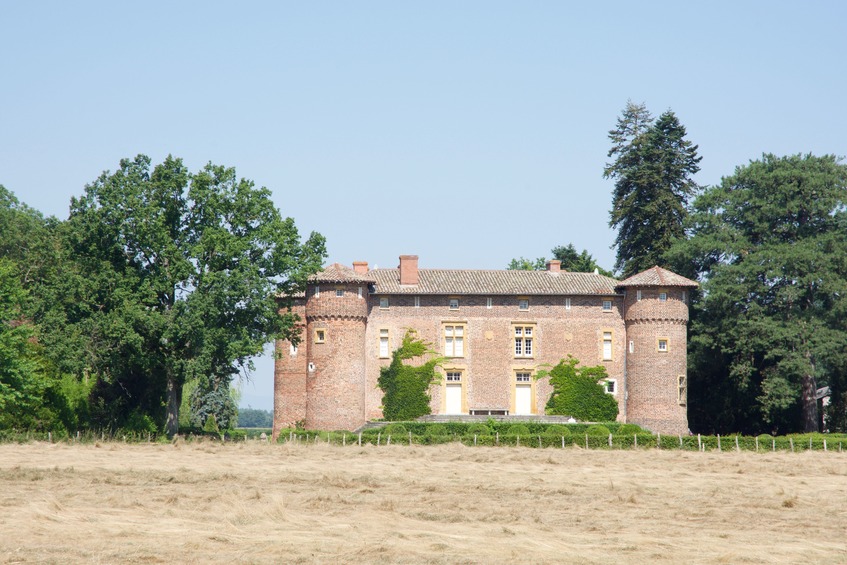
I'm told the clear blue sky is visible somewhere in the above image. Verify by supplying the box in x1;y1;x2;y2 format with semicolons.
3;2;846;410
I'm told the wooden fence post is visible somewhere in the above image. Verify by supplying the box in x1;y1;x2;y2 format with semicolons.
387;434;391;446
608;434;612;448
697;434;701;451
409;431;413;446
717;434;721;452
377;432;381;446
343;433;346;446
790;437;794;452
358;432;362;446
657;433;661;449
755;436;759;452
735;435;740;452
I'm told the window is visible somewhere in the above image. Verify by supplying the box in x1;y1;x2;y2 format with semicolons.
678;375;687;406
446;371;462;382
602;299;612;311
516;372;531;383
605;379;616;394
444;324;465;357
629;340;634;354
659;292;668;302
565;297;571;310
602;331;612;360
449;298;459;310
682;291;687;303
414;296;420;308
358;286;363;299
336;289;344;297
514;325;535;358
518;298;529;311
486;297;492;309
636;290;642;301
379;297;389;309
658;338;669;352
315;329;326;343
314;285;320;297
379;328;390;358
290;343;298;356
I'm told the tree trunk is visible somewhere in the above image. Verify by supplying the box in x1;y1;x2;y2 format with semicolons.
801;372;818;433
166;375;180;437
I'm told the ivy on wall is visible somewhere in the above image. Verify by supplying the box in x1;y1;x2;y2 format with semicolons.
538;355;619;421
378;330;443;421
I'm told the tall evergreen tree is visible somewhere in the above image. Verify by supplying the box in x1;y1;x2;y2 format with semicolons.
605;102;701;277
669;154;847;433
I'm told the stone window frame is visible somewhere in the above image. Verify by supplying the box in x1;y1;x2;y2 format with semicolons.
378;328;391;359
512;322;536;359
510;367;537;415
657;337;669;352
442;322;467;358
314;328;327;344
601;329;614;361
441;365;468;414
604;379;617;395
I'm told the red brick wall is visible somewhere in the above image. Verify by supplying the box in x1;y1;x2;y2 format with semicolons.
272;299;307;439
623;287;690;434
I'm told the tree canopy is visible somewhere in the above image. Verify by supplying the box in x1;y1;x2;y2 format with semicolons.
606;102;701;277
507;244;612;276
669;153;847;433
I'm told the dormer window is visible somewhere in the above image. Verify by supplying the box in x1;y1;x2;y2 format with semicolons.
449;298;459;310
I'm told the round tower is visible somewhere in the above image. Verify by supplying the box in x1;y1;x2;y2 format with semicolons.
618;266;698;435
304;263;373;431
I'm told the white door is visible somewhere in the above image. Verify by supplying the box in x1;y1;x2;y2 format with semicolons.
446;384;463;414
515;384;532;415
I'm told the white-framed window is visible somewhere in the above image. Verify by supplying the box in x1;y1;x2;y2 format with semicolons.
358;286;363;299
629;340;634;354
414;296;420;308
315;329;326;344
602;299;613;311
678;375;687;406
605;379;617;394
446;371;462;382
314;285;320;297
602;331;613;360
514;325;535;358
379;328;390;358
518;298;529;311
379;297;389;309
449;298;459;310
636;290;642;301
486;297;492;309
444;324;466;357
516;372;531;383
658;338;669;352
336;288;344;297
659;292;668;302
565;297;571;310
290;343;298;356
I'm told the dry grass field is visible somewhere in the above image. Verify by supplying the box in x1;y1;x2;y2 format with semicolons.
1;441;846;564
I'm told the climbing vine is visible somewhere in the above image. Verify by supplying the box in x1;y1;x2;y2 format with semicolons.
378;330;443;421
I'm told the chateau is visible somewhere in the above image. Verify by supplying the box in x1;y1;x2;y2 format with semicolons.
273;255;697;436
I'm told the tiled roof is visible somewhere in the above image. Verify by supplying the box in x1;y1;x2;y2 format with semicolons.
370;268;620;296
309;263;376;283
616;266;698;288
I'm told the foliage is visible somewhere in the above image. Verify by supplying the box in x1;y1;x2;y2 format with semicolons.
616;423;643;435
506;424;530;436
237;407;273;428
669;154;847;434
203;413;220;434
41;155;325;435
466;423;491;435
585;424;611;436
383;423;408;436
378;330;443;421
605;101;701;277
507;244;612;276
539;355;619;421
543;424;571;437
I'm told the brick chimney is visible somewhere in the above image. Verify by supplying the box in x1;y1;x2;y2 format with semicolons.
352;261;368;275
546;260;561;272
399;255;419;285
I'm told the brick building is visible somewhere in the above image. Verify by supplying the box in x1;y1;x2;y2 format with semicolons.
273;255;697;436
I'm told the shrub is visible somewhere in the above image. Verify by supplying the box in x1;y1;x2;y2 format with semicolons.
424;424;449;437
544;424;571;437
506;424;530;436
616;423;643;435
467;423;491;435
586;424;611;436
757;433;774;441
384;424;408;436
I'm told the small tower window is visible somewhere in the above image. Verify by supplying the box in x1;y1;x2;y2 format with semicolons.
659;292;668;302
315;329;326;343
314;285;320;297
658;338;669;352
336;289;344;297
636;290;642;301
